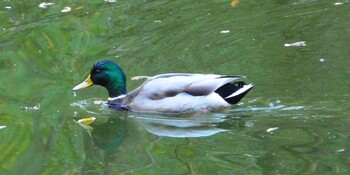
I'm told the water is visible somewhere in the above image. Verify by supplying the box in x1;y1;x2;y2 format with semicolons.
1;0;350;174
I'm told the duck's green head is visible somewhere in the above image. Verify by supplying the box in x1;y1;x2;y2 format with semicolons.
73;60;127;98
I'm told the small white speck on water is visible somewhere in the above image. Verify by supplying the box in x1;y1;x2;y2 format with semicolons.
248;99;257;103
336;148;345;152
244;154;254;157
39;2;54;9
334;2;344;5
20;104;41;111
61;6;71;13
73;91;77;97
220;30;230;34
284;41;306;47
267;127;279;133
320;58;326;63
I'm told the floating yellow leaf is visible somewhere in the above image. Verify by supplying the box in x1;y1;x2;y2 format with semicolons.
231;0;240;7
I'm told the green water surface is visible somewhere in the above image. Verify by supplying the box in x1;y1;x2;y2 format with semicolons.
1;0;350;174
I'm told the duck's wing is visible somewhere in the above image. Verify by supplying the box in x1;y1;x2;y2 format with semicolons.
185;75;244;96
127;73;245;100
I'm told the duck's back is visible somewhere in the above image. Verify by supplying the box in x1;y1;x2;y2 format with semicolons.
124;73;250;113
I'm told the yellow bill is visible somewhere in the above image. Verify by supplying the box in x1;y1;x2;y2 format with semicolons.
73;75;93;91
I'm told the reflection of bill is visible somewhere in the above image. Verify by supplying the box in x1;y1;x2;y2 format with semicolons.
131;114;228;138
77;117;96;136
77;116;127;153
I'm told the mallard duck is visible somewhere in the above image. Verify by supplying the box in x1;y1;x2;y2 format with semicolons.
73;60;253;113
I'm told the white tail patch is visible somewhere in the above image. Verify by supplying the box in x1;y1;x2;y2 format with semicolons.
225;84;253;99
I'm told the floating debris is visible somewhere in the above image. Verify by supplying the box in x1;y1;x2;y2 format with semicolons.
73;91;77;97
77;117;96;125
105;0;116;2
154;20;162;23
39;2;54;9
231;0;240;7
5;6;11;9
284;41;306;47
244;154;254;157
334;2;344;5
220;30;230;34
61;6;71;13
75;6;84;10
20;104;41;111
336;148;345;152
319;58;326;63
266;127;279;133
0;126;7;130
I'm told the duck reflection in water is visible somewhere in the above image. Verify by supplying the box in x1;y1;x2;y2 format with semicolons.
76;111;232;153
130;113;228;138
